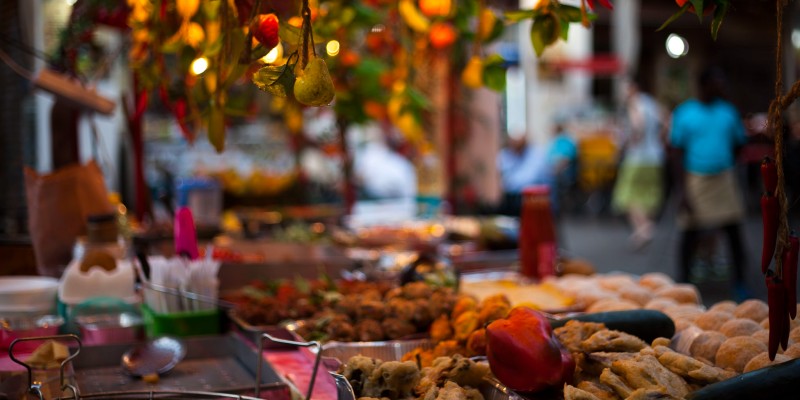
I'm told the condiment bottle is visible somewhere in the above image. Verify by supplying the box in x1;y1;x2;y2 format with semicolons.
519;185;558;280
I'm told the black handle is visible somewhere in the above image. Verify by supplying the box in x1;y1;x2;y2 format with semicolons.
550;310;675;343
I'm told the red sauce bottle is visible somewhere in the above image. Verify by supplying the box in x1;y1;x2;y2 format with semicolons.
519;186;558;280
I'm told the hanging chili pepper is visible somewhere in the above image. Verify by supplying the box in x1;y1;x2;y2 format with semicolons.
762;157;778;194
762;193;779;274
767;273;787;360
784;233;799;319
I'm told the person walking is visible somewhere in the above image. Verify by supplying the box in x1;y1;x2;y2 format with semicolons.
612;78;668;249
669;67;749;298
497;135;552;216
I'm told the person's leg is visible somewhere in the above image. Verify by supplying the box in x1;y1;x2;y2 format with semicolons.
722;223;747;290
679;228;699;282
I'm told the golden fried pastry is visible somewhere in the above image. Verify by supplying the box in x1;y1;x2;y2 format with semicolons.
783;343;800;358
585;352;638;374
428;290;457;318
719;318;763;338
709;300;737;314
582;330;648;353
442;355;490;388
402;282;433;300
598;274;638;292
430;314;453;343
733;299;769;323
791;326;800;344
402;348;435;369
638;273;674;291
620;286;655;307
610;354;690;399
715;336;767;373
644;298;678;312
381;318;417;340
694;311;734;331
355;319;385;342
466;328;487;357
453;310;480;342
672;319;696;333
663;304;704;323
477;301;510;326
651;337;671;348
564;384;602;400
422;381;484;400
387;298;417;322
760;316;800;331
654;284;700;305
743;352;791;373
412;298;433;328
689;331;728;364
655;347;735;383
586;298;640;313
432;340;465;359
599;368;634;398
751;329;770;349
554;320;607;353
576;381;620;400
480;293;511;308
362;360;420;399
451;296;478;320
624;388;680;400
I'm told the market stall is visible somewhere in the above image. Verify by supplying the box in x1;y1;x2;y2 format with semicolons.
4;0;800;399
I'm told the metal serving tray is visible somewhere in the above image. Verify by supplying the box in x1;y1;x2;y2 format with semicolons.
68;334;291;399
320;338;434;363
228;311;303;350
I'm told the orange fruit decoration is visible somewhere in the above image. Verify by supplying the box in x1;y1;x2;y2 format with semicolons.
429;22;457;49
419;0;451;18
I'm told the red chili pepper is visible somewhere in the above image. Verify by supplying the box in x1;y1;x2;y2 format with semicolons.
252;14;280;50
762;157;778;194
767;273;787;360
762;194;779;274
784;233;799;319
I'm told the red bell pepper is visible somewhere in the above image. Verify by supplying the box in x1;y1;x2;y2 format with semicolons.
486;307;574;393
762;157;778;194
762;194;779;274
784;233;799;319
767;273;787;360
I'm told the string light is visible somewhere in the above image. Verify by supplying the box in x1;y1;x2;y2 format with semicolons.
326;40;340;57
190;57;209;75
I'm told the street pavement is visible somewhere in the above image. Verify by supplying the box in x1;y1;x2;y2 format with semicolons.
558;197;768;307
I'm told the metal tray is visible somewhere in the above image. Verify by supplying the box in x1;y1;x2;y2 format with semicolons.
320;338;434;363
228;310;302;350
67;334;291;399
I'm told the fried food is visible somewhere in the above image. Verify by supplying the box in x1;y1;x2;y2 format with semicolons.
412;298;434;329
430;314;454;344
432;340;465;359
362;360;420;399
733;299;769;323
619;286;655;307
581;330;648;353
599;368;634;398
453;311;480;342
388;298;417;322
576;381;620;400
663;304;704;323
402;348;435;369
466;328;487;357
654;284;700;305
783;343;800;358
428;289;458;318
791;326;800;344
421;381;484;400
442;355;490;388
564;384;602;400
651;338;671;348
751;329;770;349
638;273;674;291
610;354;690;399
709;300;737;314
689;331;727;364
554;320;607;353
643;298;678;312
402;282;434;299
624;388;679;400
715;336;766;373
357;300;387;321
25;340;70;369
719;318;763;338
693;311;734;331
655;346;734;384
382;318;417;340
743;352;791;373
586;299;640;313
341;355;381;394
477;301;510;326
355;319;385;342
452;296;478;320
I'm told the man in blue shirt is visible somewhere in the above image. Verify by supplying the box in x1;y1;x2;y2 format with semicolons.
497;135;552;216
670;67;748;298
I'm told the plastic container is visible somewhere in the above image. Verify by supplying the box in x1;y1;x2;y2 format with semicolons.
76;312;144;346
0;315;64;352
0;276;59;318
58;258;138;307
141;304;220;338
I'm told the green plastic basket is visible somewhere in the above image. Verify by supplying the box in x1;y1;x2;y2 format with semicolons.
141;304;220;337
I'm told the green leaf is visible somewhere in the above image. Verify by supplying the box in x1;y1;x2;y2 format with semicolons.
208;103;225;153
252;64;296;98
711;1;730;40
505;9;538;23
482;54;507;92
657;2;691;32
406;87;431;110
530;14;560;57
279;22;303;45
483;17;505;43
559;5;589;23
690;0;704;22
204;36;224;58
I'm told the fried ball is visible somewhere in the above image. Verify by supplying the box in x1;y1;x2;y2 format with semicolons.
783;343;800;358
402;348;435;369
402;282;433;300
644;298;679;312
340;355;380;394
453;311;480;343
477;302;510;326
709;300;738;314
430;314;454;343
355;319;385;342
664;304;705;324
597;274;638;292
361;289;384;302
694;311;734;331
586;298;640;313
638;272;675;290
619;285;655;306
384;287;404;300
327;318;356;342
466;328;487;357
751;329;770;349
388;298;417;322
452;296;478;320
655;284;701;304
411;298;434;329
428;290;457;318
689;331;727;364
432;340;465;359
357;300;387;321
443;355;490;388
715;336;767;373
743;352;791;373
480;293;511;308
362;360;420;399
719;318;763;338
382;318;417;340
761;316;800;331
336;296;362;319
733;299;769;323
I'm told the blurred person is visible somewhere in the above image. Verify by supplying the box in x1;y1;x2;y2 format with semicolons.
670;66;748;298
497;134;552;216
548;123;578;216
612;78;668;249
